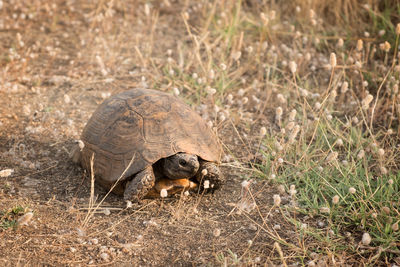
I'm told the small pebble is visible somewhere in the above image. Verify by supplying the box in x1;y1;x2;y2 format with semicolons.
103;208;110;215
213;228;221;237
0;168;14;177
99;252;109;261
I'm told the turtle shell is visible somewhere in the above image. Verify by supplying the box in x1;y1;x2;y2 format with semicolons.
79;88;222;191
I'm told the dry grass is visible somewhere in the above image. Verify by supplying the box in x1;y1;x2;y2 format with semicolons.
0;0;400;265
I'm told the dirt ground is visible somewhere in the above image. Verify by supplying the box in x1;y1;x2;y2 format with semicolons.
0;1;304;266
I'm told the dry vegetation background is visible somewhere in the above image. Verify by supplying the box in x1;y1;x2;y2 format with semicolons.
0;0;400;266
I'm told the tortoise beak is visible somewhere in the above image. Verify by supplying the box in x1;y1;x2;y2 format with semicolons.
190;157;200;173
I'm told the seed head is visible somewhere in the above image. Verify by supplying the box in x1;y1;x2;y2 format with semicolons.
330;53;337;68
209;69;215;80
182;11;189;20
337;38;344;48
160;188;168;198
277;94;286;104
288;109;297;121
289;61;297;73
241;180;250;189
396;23;400;35
260;12;269;25
348;187;356;194
392;222;399;231
289;125;300;144
383;41;391;52
220;63;227;71
286;121;295;131
361;232;371;245
326;152;338;162
289;184;297;196
332;195;340;204
232;51;241;61
336;138;343;146
340;81;349;94
260;127;267;136
382;206;390;214
377;148;385;157
309;9;315;19
380;166;388;175
320;207;330;214
273;194;281;206
201;169;208;176
206;87;217;95
361;94;373;110
173;87;180;96
144;3;150;16
388;179;394;185
273;224;281;230
356;39;363;51
64;94;71;104
275;107;283;121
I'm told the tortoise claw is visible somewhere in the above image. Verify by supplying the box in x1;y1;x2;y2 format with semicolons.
196;160;223;191
123;166;155;202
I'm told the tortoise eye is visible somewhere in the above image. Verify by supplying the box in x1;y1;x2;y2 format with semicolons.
179;159;187;166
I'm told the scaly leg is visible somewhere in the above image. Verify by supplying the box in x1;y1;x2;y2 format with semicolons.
124;166;155;202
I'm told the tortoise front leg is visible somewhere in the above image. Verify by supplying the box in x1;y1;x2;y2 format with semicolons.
123;166;155;202
195;160;223;191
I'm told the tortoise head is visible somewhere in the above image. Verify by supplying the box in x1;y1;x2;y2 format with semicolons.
162;153;199;179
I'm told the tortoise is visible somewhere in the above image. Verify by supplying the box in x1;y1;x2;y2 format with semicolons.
72;88;223;202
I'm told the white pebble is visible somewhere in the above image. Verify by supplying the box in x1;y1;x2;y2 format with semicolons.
103;208;110;215
0;168;14;177
203;180;210;189
99;252;109;261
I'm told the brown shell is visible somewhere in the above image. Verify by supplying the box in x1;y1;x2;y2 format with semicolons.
79;88;222;188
